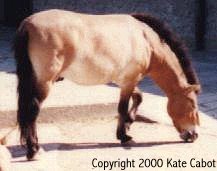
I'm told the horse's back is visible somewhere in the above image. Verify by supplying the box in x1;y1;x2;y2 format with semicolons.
23;9;151;86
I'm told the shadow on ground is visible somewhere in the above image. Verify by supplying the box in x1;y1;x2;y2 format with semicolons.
8;140;184;159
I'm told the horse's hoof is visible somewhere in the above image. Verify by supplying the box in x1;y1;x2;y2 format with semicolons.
26;146;41;161
180;131;198;143
120;135;136;147
120;135;132;143
121;139;136;147
27;152;41;161
27;151;36;161
33;148;45;161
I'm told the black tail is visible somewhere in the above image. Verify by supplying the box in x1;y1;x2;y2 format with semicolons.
14;22;41;159
132;13;200;87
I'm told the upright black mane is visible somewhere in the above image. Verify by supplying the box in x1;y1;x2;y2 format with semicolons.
132;13;199;86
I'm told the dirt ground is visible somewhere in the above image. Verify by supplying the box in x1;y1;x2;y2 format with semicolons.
0;103;217;171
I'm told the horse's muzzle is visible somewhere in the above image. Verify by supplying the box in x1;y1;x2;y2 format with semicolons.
180;130;198;142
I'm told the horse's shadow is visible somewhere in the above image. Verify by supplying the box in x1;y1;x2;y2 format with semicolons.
7;114;180;159
8;140;184;158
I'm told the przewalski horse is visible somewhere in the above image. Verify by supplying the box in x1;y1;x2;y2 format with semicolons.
14;10;201;160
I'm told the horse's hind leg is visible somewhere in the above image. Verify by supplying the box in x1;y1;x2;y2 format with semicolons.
129;87;143;121
14;25;58;160
18;80;51;160
117;87;135;144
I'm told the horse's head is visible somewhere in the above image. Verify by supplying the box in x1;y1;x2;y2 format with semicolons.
167;84;201;142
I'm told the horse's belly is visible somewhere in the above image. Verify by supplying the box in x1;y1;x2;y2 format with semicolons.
61;61;113;85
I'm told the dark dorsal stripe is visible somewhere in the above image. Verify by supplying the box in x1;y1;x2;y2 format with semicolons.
132;13;199;85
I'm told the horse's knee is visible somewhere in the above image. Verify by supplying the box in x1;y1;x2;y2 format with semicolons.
118;98;134;123
118;99;128;115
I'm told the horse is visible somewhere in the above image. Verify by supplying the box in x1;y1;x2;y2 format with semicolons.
14;9;201;160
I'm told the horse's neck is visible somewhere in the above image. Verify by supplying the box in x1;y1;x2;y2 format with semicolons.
148;46;188;97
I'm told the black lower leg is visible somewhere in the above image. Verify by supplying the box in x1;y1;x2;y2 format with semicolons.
129;91;143;120
116;97;133;143
117;118;132;143
18;97;41;160
26;123;39;160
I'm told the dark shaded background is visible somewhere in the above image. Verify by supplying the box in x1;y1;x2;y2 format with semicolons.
0;0;215;50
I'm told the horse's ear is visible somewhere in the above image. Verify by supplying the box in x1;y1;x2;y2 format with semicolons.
184;84;201;95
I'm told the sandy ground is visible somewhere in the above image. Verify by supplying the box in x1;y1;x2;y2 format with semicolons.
0;93;217;171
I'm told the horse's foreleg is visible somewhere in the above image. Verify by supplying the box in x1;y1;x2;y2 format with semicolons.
129;87;143;120
117;88;134;144
18;80;51;160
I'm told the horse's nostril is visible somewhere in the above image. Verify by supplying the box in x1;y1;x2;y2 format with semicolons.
180;131;191;142
180;130;199;142
192;131;198;140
